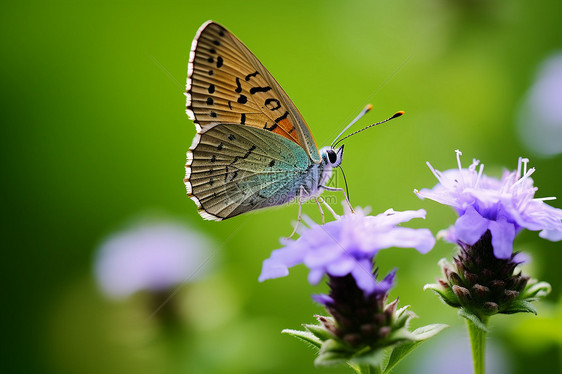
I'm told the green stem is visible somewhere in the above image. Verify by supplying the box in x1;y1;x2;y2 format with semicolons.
466;317;488;374
350;363;381;374
356;364;380;374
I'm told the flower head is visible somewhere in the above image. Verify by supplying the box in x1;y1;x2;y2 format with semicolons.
95;219;213;299
269;208;446;369
416;150;562;259
259;208;435;295
312;269;399;349
425;231;551;321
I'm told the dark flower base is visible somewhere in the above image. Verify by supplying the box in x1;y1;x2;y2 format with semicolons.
440;230;529;317
320;273;397;348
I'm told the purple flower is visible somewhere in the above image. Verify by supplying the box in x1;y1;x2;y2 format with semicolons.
517;52;562;157
416;150;562;259
259;207;435;295
95;219;214;299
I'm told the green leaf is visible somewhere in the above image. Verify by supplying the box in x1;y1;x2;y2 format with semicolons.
501;300;537;315
315;339;353;367
383;342;421;374
303;323;333;341
521;281;551;299
282;329;322;350
410;324;449;341
315;351;349;367
384;328;417;346
393;306;416;329
350;347;387;369
458;308;489;332
382;324;448;374
424;283;461;307
395;305;411;318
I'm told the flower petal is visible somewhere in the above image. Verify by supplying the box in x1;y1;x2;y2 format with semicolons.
370;209;428;227
488;219;516;259
258;245;304;281
370;227;436;254
326;255;356;277
539;228;562;241
512;252;530;264
308;268;325;285
258;258;289;282
419;152;562;251
437;226;457;243
304;243;342;267
311;293;334;305
373;269;397;294
454;206;489;245
350;259;377;294
259;205;435;297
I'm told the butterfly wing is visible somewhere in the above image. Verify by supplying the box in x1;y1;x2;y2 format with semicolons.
186;124;311;220
185;21;323;220
185;20;320;163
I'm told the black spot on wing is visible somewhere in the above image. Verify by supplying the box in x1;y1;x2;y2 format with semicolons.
244;145;257;158
235;77;242;93
229;145;257;165
265;98;281;110
250;86;272;94
245;71;259;81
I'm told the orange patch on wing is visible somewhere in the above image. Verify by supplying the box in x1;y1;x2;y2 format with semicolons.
272;118;302;147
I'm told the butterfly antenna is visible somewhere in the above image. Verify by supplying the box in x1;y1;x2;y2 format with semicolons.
338;165;351;204
333;110;404;148
331;104;374;147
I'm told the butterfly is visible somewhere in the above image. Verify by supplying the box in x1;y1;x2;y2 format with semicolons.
184;21;402;221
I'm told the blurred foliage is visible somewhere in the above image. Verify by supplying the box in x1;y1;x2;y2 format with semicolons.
3;0;561;373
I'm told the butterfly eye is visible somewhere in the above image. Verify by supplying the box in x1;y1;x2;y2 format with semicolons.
327;149;338;164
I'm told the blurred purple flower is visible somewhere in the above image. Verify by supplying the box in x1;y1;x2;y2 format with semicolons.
415;329;510;374
95;220;213;299
259;207;435;295
416;150;562;259
517;52;562;157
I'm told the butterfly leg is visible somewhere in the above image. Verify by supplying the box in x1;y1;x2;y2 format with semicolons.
287;186;306;238
317;196;339;220
320;185;354;213
314;197;325;224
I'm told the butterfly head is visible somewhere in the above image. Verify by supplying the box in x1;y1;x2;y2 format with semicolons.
321;145;344;168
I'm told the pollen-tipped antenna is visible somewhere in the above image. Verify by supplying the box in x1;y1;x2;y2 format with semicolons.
333;110;405;148
331;104;374;147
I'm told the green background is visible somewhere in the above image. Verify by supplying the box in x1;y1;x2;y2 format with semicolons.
3;0;561;373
